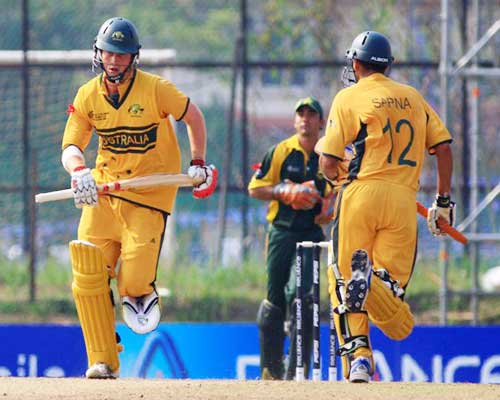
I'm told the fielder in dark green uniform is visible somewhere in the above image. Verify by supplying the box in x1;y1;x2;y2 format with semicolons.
248;97;334;380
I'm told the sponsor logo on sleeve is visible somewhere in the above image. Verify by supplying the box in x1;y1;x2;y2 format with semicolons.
88;110;109;121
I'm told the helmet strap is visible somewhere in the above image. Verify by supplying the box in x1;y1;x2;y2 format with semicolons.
104;62;132;84
92;48;138;84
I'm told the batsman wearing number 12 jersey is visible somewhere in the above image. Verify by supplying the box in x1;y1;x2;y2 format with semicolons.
61;17;217;379
316;31;454;383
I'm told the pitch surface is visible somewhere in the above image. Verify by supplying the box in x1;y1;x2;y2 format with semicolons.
0;378;499;400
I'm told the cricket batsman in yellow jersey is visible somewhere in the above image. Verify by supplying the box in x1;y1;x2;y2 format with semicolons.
61;17;217;379
315;31;454;383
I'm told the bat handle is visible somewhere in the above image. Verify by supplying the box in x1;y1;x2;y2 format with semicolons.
416;201;468;245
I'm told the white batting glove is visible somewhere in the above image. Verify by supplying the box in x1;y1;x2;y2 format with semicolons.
187;159;218;199
71;167;98;208
427;194;455;237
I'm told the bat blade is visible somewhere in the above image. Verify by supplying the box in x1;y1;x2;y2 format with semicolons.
35;173;201;204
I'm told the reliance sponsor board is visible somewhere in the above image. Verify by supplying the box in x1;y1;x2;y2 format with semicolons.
0;324;498;383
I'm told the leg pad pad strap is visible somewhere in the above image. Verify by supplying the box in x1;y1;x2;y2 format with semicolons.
337;335;369;356
366;273;414;340
70;240;119;372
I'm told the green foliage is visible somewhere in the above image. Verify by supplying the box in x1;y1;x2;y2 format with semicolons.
254;0;340;60
1;256;500;324
5;0;238;59
159;257;268;322
117;0;239;60
36;259;73;296
0;299;75;323
0;259;28;291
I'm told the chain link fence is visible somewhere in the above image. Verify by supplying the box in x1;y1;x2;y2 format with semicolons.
0;1;498;309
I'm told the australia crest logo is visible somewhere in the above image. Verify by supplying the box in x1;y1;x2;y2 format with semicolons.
111;31;125;42
128;103;144;117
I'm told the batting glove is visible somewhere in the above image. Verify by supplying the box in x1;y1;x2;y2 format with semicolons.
273;180;321;210
71;166;98;208
427;194;455;237
188;159;218;199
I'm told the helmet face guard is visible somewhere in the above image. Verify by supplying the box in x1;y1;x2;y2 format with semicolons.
341;31;394;87
341;59;357;87
92;17;142;83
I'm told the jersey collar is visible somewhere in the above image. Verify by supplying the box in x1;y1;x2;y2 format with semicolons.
287;134;315;160
98;69;137;110
358;72;388;83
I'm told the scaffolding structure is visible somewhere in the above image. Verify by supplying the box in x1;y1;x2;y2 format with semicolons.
439;0;500;324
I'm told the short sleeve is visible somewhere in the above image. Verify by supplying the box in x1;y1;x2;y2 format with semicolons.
321;93;355;158
423;100;453;154
156;79;189;121
61;88;93;151
248;146;279;190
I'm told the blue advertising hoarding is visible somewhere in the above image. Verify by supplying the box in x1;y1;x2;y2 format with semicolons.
0;323;499;383
0;324;86;377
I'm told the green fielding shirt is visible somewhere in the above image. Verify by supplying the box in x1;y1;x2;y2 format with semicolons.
248;134;329;231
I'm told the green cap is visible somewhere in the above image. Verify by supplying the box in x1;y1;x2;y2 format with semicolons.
295;97;323;120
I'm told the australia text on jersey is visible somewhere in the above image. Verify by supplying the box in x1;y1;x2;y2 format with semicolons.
97;125;158;154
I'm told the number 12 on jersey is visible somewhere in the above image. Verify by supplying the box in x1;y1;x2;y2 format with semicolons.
383;118;417;167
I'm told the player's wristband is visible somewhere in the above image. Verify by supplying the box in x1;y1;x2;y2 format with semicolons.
190;159;205;166
436;194;451;207
72;165;87;173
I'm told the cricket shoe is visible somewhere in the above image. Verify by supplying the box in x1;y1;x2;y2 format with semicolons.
349;356;371;383
85;362;118;379
345;249;372;312
122;291;161;334
261;367;283;381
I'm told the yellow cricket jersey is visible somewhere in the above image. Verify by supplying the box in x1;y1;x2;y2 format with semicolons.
321;73;452;191
62;69;189;213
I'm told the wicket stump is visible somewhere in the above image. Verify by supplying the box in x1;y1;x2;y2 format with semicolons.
295;241;338;381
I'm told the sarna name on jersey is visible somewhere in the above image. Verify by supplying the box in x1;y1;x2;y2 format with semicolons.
372;97;411;109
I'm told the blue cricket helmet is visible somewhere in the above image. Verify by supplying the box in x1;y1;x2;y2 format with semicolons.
94;17;141;54
346;31;394;66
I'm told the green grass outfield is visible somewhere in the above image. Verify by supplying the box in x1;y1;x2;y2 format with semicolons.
0;255;499;324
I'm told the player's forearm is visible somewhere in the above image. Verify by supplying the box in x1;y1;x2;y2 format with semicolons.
434;143;453;195
186;125;206;161
183;102;207;161
248;186;275;201
319;154;339;182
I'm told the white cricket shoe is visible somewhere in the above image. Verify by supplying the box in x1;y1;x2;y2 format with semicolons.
349;356;371;383
85;362;118;379
122;291;161;334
